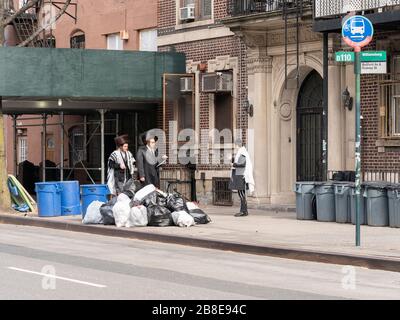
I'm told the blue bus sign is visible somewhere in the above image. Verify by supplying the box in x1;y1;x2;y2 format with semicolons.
342;15;374;51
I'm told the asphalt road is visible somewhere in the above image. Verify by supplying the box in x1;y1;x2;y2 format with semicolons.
0;224;399;300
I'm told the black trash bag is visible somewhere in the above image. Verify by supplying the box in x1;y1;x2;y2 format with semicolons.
123;179;139;197
156;193;168;207
100;197;117;225
123;190;135;199
166;192;187;212
141;191;158;207
147;205;174;227
188;208;211;224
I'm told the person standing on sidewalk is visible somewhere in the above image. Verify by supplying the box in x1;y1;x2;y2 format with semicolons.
136;133;167;188
229;138;255;217
107;134;135;196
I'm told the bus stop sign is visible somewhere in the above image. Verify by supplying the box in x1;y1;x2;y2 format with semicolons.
342;15;374;51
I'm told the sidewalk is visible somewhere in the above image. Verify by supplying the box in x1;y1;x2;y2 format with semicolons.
0;205;399;272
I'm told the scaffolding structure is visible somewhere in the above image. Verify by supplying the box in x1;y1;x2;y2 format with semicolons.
11;110;117;184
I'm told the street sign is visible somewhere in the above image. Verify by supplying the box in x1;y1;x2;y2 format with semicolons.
342;15;374;50
335;51;386;63
361;61;387;74
361;51;386;62
335;51;355;62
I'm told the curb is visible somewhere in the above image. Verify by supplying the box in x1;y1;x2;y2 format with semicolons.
0;214;399;273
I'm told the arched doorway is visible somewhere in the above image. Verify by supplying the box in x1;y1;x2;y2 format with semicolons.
296;70;324;182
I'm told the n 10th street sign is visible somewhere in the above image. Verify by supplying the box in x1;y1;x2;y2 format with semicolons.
335;51;386;63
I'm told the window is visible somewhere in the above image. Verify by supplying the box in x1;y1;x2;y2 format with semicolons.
18;136;27;164
107;33;123;50
214;93;233;133
179;0;212;23
178;95;194;132
139;29;157;52
379;54;400;137
71;32;85;49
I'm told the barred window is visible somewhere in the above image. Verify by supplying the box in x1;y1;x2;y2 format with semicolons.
71;33;85;49
379;55;400;137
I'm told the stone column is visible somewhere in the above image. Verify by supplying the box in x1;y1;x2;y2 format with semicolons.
247;48;272;204
328;59;344;174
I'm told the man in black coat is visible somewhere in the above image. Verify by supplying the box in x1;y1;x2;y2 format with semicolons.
136;133;167;188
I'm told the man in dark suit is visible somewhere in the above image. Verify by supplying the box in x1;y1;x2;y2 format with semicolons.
136;133;167;188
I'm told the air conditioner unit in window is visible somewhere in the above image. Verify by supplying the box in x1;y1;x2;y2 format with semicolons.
201;72;233;93
180;6;195;21
180;77;193;93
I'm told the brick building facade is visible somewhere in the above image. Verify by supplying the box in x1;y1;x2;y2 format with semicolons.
157;0;248;204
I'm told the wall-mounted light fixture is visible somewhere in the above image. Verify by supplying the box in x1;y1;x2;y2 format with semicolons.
245;100;254;117
342;87;353;111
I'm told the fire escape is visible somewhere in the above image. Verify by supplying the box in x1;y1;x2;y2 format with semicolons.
227;0;312;88
4;0;77;47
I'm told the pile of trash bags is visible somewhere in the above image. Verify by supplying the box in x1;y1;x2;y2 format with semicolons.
83;182;211;228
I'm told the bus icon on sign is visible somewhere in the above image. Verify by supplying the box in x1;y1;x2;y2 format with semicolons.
351;18;365;36
342;15;373;49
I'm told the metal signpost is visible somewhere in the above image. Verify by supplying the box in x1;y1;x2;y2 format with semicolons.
342;15;374;247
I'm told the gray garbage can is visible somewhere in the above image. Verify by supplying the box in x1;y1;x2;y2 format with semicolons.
334;182;352;223
364;182;389;227
350;184;367;225
387;184;400;228
294;182;315;220
315;182;335;222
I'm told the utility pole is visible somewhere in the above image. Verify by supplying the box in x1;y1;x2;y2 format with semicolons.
0;0;12;209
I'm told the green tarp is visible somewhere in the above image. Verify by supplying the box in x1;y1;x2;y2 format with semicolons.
0;47;186;101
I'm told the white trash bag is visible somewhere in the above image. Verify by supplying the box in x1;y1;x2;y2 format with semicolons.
171;210;195;228
83;200;105;225
117;193;130;202
133;184;156;202
112;199;131;228
127;205;148;227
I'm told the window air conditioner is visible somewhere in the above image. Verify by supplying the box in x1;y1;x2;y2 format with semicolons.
180;6;195;21
201;72;233;93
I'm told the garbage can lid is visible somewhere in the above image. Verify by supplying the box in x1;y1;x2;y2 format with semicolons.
386;183;400;190
295;181;316;185
331;180;353;185
363;181;389;189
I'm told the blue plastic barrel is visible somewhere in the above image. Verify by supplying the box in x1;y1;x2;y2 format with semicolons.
35;182;62;217
81;184;110;217
58;181;81;216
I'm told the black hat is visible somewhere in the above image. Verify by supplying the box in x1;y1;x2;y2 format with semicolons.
115;134;129;147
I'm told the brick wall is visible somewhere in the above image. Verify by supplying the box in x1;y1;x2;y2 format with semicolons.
158;0;176;29
360;32;400;172
157;0;248;171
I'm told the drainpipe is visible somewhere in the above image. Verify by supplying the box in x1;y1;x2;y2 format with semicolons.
323;32;329;181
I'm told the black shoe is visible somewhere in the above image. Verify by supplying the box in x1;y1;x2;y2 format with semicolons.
234;212;248;217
